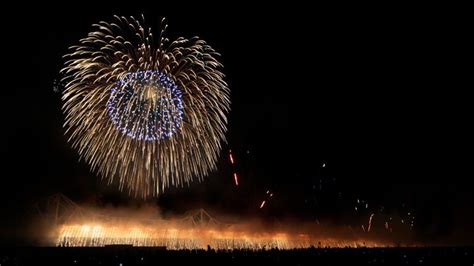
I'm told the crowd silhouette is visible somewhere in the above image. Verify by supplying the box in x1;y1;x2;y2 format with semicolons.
1;246;472;265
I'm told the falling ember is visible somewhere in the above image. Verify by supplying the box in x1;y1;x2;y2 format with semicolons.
229;150;234;165
233;173;239;186
361;225;365;232
367;213;375;232
260;200;266;209
270;193;273;197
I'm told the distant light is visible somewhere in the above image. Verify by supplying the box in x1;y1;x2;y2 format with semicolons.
322;163;326;168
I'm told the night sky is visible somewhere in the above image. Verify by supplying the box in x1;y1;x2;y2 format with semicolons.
1;4;472;244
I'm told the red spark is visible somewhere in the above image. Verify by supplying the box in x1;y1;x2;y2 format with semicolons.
233;173;239;186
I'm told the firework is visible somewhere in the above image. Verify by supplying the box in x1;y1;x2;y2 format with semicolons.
61;16;230;197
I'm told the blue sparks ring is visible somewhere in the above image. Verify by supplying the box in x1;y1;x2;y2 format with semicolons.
107;70;184;141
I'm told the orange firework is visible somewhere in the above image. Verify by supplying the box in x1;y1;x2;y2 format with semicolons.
55;222;392;249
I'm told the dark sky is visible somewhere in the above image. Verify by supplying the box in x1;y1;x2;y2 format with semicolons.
1;4;472;244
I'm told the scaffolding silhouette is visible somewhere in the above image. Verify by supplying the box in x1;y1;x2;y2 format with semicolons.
33;193;86;225
180;209;222;227
33;193;229;228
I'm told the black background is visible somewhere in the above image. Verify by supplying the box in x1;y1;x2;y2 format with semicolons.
1;3;472;244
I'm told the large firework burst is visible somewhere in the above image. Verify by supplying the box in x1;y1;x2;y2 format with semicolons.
61;16;230;197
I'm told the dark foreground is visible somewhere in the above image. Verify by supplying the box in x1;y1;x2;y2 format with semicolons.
0;247;473;266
